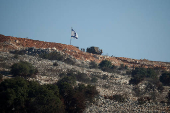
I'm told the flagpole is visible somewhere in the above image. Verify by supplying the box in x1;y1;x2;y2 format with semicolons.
70;27;72;45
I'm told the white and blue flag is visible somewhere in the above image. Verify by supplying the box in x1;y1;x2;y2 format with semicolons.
71;28;78;39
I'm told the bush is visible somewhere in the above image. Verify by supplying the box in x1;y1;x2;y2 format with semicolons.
53;62;58;66
57;76;99;113
167;91;170;103
99;60;112;69
129;75;144;85
102;74;108;80
64;58;76;65
0;74;3;83
119;64;128;70
99;60;116;73
129;68;158;85
126;70;132;75
13;54;19;59
101;67;115;73
160;72;170;86
76;72;91;83
39;52;64;61
89;61;98;69
91;77;98;83
0;77;64;113
104;94;127;102
137;96;151;105
10;61;38;78
10;50;26;55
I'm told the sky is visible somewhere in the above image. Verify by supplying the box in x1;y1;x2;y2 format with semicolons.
0;0;170;62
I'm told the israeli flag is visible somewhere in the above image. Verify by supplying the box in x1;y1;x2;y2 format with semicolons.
71;28;78;39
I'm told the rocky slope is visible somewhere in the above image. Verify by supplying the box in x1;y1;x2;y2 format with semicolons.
0;34;170;112
0;34;170;71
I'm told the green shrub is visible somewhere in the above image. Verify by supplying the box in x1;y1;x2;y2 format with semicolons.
0;74;3;83
13;54;19;59
112;94;126;102
10;50;26;55
89;61;98;69
76;72;91;83
0;77;64;113
53;62;58;66
64;58;76;65
167;91;170;103
101;67;115;73
99;60;112;69
10;61;38;78
129;68;158;85
126;70;132;75
102;74;108;80
160;72;170;86
57;76;76;86
91;77;98;83
129;75;144;85
104;94;127;102
137;97;151;105
119;64;128;70
39;52;64;61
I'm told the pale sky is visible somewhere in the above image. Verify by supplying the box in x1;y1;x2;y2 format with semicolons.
0;0;170;62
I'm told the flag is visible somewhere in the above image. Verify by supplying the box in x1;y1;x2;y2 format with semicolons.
71;28;78;39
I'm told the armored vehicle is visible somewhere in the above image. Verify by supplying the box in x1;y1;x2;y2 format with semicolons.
86;46;103;55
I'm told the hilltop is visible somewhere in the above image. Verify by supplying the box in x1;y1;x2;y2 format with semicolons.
0;34;170;71
1;34;170;112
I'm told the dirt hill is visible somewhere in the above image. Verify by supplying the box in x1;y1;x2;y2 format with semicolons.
0;34;170;71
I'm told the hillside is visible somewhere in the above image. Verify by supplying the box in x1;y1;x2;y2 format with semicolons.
1;34;170;112
0;34;170;71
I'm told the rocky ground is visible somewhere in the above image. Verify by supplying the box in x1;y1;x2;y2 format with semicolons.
1;34;170;112
1;34;170;71
0;51;170;113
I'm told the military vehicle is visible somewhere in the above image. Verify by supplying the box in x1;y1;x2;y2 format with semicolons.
86;46;103;55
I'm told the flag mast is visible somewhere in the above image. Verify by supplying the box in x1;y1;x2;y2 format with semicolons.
70;27;72;45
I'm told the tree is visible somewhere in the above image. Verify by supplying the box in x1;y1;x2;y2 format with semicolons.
10;61;38;77
0;77;64;113
0;77;29;112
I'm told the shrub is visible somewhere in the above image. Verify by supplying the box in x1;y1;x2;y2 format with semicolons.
57;76;76;86
160;72;170;86
129;68;158;85
89;61;98;69
101;67;115;73
129;75;144;85
76;72;91;83
57;77;99;113
112;94;126;102
0;77;64;113
119;64;128;70
10;61;38;78
137;97;151;105
167;91;170;103
91;77;98;83
126;70;132;75
10;50;26;55
0;74;3;83
85;85;99;102
64;58;76;65
104;94;127;102
13;54;19;59
53;62;58;66
102;74;108;80
39;52;64;61
99;60;112;69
